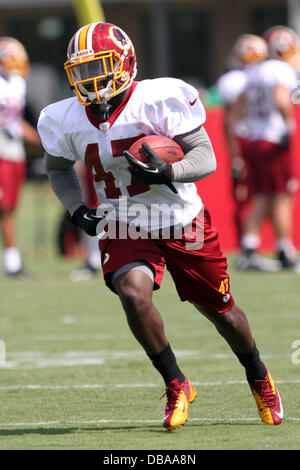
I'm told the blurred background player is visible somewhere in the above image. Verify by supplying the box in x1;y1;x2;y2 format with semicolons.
233;27;300;272
0;37;41;277
217;34;267;246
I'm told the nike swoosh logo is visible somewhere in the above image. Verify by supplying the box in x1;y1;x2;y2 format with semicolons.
83;213;102;221
130;156;159;173
83;214;94;221
103;253;110;265
145;168;159;173
163;415;169;422
274;394;284;419
189;96;198;106
274;409;283;419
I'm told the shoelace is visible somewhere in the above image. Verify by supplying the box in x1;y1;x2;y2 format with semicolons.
161;385;181;411
255;379;277;407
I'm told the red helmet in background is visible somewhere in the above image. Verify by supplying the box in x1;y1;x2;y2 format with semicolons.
263;25;300;66
0;37;30;78
228;34;268;69
64;22;137;105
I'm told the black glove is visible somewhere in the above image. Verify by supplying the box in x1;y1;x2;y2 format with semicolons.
231;156;246;182
69;205;108;236
279;133;290;148
124;142;177;194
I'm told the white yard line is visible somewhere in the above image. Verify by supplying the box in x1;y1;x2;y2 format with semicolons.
0;349;293;370
0;380;299;428
16;328;300;341
0;416;299;428
0;379;299;391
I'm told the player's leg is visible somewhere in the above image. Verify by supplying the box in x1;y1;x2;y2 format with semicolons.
237;194;281;272
264;141;299;269
100;236;196;430
231;140;253;248
194;302;283;425
243;194;270;237
194;302;264;377
236;140;281;272
270;193;299;271
163;208;283;425
0;207;22;275
0;159;26;276
114;267;169;355
113;265;196;430
1;207;16;246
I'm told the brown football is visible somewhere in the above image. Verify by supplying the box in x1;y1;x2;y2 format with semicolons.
128;135;184;164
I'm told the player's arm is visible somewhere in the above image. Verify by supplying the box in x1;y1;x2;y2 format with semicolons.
45;153;106;236
223;102;243;158
124;126;216;192
21;119;41;145
273;84;295;144
225;92;247;180
273;84;294;121
45;152;84;215
172;125;216;182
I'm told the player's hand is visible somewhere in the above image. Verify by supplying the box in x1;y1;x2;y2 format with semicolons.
279;133;290;148
280;118;295;148
69;205;108;236
231;156;246;181
124;143;177;194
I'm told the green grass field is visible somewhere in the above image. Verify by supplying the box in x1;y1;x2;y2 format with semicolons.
0;183;300;450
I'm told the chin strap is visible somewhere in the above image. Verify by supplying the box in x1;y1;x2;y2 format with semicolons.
90;98;112;121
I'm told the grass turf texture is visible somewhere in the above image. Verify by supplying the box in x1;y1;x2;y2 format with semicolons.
0;182;299;450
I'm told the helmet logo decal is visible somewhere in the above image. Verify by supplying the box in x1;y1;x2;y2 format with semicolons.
71;48;94;59
110;27;131;51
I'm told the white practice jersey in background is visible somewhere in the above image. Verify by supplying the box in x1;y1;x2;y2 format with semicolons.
0;75;26;162
217;69;247;106
216;69;248;138
238;59;298;143
38;77;206;232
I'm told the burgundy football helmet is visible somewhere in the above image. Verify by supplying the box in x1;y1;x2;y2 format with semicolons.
64;22;137;105
264;25;300;67
0;36;30;78
228;34;268;69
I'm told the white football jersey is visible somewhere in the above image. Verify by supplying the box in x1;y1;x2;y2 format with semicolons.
38;77;205;231
238;59;298;143
0;75;26;162
217;69;248;137
217;69;247;106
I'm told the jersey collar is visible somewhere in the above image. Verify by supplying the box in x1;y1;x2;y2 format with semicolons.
85;81;138;131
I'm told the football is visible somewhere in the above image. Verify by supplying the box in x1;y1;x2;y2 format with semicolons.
128;135;184;164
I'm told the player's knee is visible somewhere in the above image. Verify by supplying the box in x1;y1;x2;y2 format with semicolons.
115;269;153;312
120;288;152;315
116;281;152;314
218;304;248;330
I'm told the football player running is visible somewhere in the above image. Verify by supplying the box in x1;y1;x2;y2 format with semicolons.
0;37;41;277
38;22;283;429
233;26;300;273
217;34;264;250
